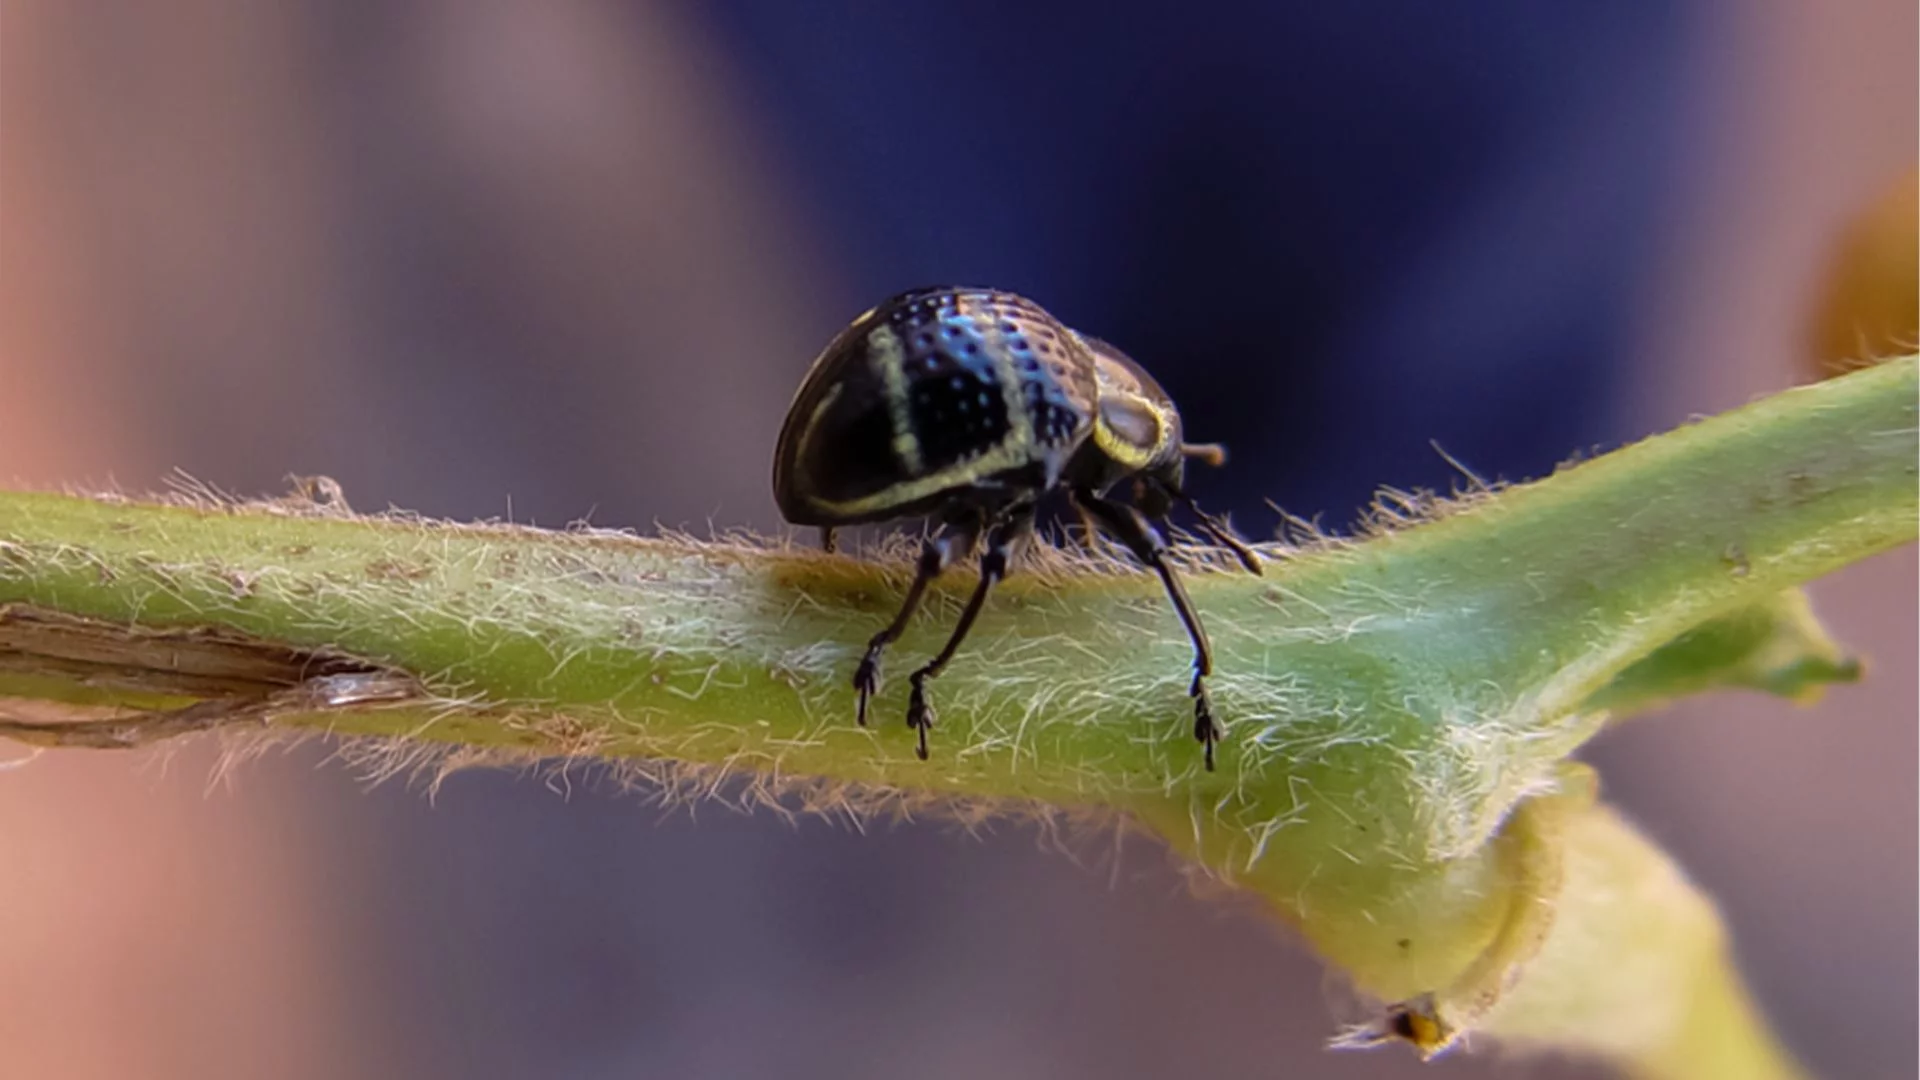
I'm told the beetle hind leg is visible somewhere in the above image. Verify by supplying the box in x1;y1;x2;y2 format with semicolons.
903;512;1032;760
853;519;977;729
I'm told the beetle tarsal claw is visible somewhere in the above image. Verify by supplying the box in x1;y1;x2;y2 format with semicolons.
1191;682;1222;771
906;678;936;760
852;655;882;726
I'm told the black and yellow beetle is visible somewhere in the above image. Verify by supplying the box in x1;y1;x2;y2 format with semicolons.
773;287;1259;768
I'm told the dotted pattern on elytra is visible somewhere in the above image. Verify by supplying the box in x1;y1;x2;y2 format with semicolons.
1015;323;1084;449
885;292;1032;474
955;292;1086;451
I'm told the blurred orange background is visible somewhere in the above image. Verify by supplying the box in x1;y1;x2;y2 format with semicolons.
1;4;1913;1078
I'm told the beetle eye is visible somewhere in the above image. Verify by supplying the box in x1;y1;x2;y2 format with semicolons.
1098;394;1163;452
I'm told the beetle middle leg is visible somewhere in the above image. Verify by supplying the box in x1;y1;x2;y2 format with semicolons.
1071;488;1224;770
853;516;980;728
902;511;1033;760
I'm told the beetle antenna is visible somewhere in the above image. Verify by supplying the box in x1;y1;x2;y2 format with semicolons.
1180;494;1262;574
1181;442;1228;468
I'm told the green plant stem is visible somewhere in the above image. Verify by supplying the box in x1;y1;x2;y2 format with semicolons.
1;356;1913;1077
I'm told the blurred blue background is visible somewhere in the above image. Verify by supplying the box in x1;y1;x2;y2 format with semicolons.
0;3;1912;1078
706;3;1683;524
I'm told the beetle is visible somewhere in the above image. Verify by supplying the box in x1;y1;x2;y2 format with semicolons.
772;286;1260;769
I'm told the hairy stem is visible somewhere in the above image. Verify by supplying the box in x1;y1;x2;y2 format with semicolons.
1;356;1913;1077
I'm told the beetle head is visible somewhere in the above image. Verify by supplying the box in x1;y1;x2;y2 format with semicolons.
1075;334;1186;490
1075;334;1260;573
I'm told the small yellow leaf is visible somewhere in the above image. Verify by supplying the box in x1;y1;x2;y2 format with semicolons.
1807;169;1918;376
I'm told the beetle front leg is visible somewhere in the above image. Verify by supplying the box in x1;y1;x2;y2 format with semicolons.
1071;489;1224;770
